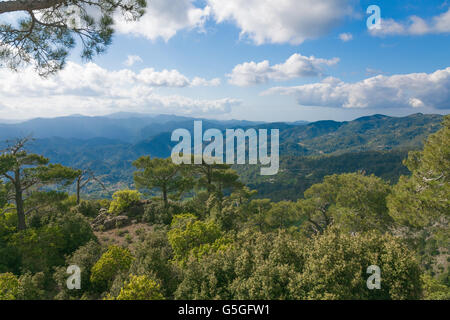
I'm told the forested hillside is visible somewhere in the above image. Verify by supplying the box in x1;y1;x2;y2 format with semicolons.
0;113;441;199
0;114;448;300
278;113;443;155
236;150;411;201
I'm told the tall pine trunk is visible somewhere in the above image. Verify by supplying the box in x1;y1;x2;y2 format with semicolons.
14;169;26;231
76;176;81;205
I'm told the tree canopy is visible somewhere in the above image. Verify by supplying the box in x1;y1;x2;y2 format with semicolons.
0;0;146;75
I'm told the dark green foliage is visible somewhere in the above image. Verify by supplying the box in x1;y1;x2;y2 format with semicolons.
298;173;393;235
54;240;103;300
0;211;19;273
388;115;449;278
133;156;193;207
7;210;95;275
0;138;79;230
297;228;422;300
237;150;410;201
74;200;102;218
142;200;184;225
175;230;305;300
0;114;447;301
0;0;146;76
52;211;96;255
130;229;181;299
8;225;66;274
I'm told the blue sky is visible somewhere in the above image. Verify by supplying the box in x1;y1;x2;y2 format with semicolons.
1;0;449;121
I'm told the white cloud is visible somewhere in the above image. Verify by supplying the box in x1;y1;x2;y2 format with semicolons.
124;55;143;67
114;0;210;41
339;32;353;42
0;62;235;119
228;53;339;87
136;68;190;87
263;67;450;110
370;8;450;36
207;0;357;45
191;77;221;87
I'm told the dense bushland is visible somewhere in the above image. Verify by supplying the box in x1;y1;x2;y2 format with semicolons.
0;116;448;300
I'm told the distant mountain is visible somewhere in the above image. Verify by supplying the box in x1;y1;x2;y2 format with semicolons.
0;115;151;142
3;113;443;164
0;112;444;198
0;114;267;142
279;113;443;156
0;113;279;143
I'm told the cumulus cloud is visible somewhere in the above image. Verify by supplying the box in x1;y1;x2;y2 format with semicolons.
136;68;217;87
207;0;357;45
263;68;450;109
339;32;353;42
370;8;450;36
114;0;210;41
124;55;143;67
0;62;234;119
228;53;339;87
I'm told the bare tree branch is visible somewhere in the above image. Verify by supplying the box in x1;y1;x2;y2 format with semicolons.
0;0;65;14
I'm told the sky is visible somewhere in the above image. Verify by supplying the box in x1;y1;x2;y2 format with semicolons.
0;0;449;122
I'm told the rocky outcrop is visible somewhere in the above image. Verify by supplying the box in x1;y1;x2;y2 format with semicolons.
92;209;131;231
91;200;159;231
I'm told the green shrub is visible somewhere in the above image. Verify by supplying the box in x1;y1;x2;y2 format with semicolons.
168;214;222;263
296;228;423;300
50;211;97;255
0;272;46;300
142;200;183;225
53;241;103;299
8;225;65;273
109;190;141;215
75;200;101;218
112;275;164;300
0;273;20;300
421;274;450;300
17;272;46;300
90;245;134;292
130;229;181;298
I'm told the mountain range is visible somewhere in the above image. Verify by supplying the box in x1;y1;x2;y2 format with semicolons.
0;112;444;199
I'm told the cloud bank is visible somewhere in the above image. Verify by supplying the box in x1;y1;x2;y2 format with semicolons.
207;0;357;45
113;0;358;45
114;0;210;41
0;62;235;119
370;8;450;36
228;53;339;86
263;68;450;109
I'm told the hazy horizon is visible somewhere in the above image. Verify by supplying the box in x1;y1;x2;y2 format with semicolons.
1;109;448;125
